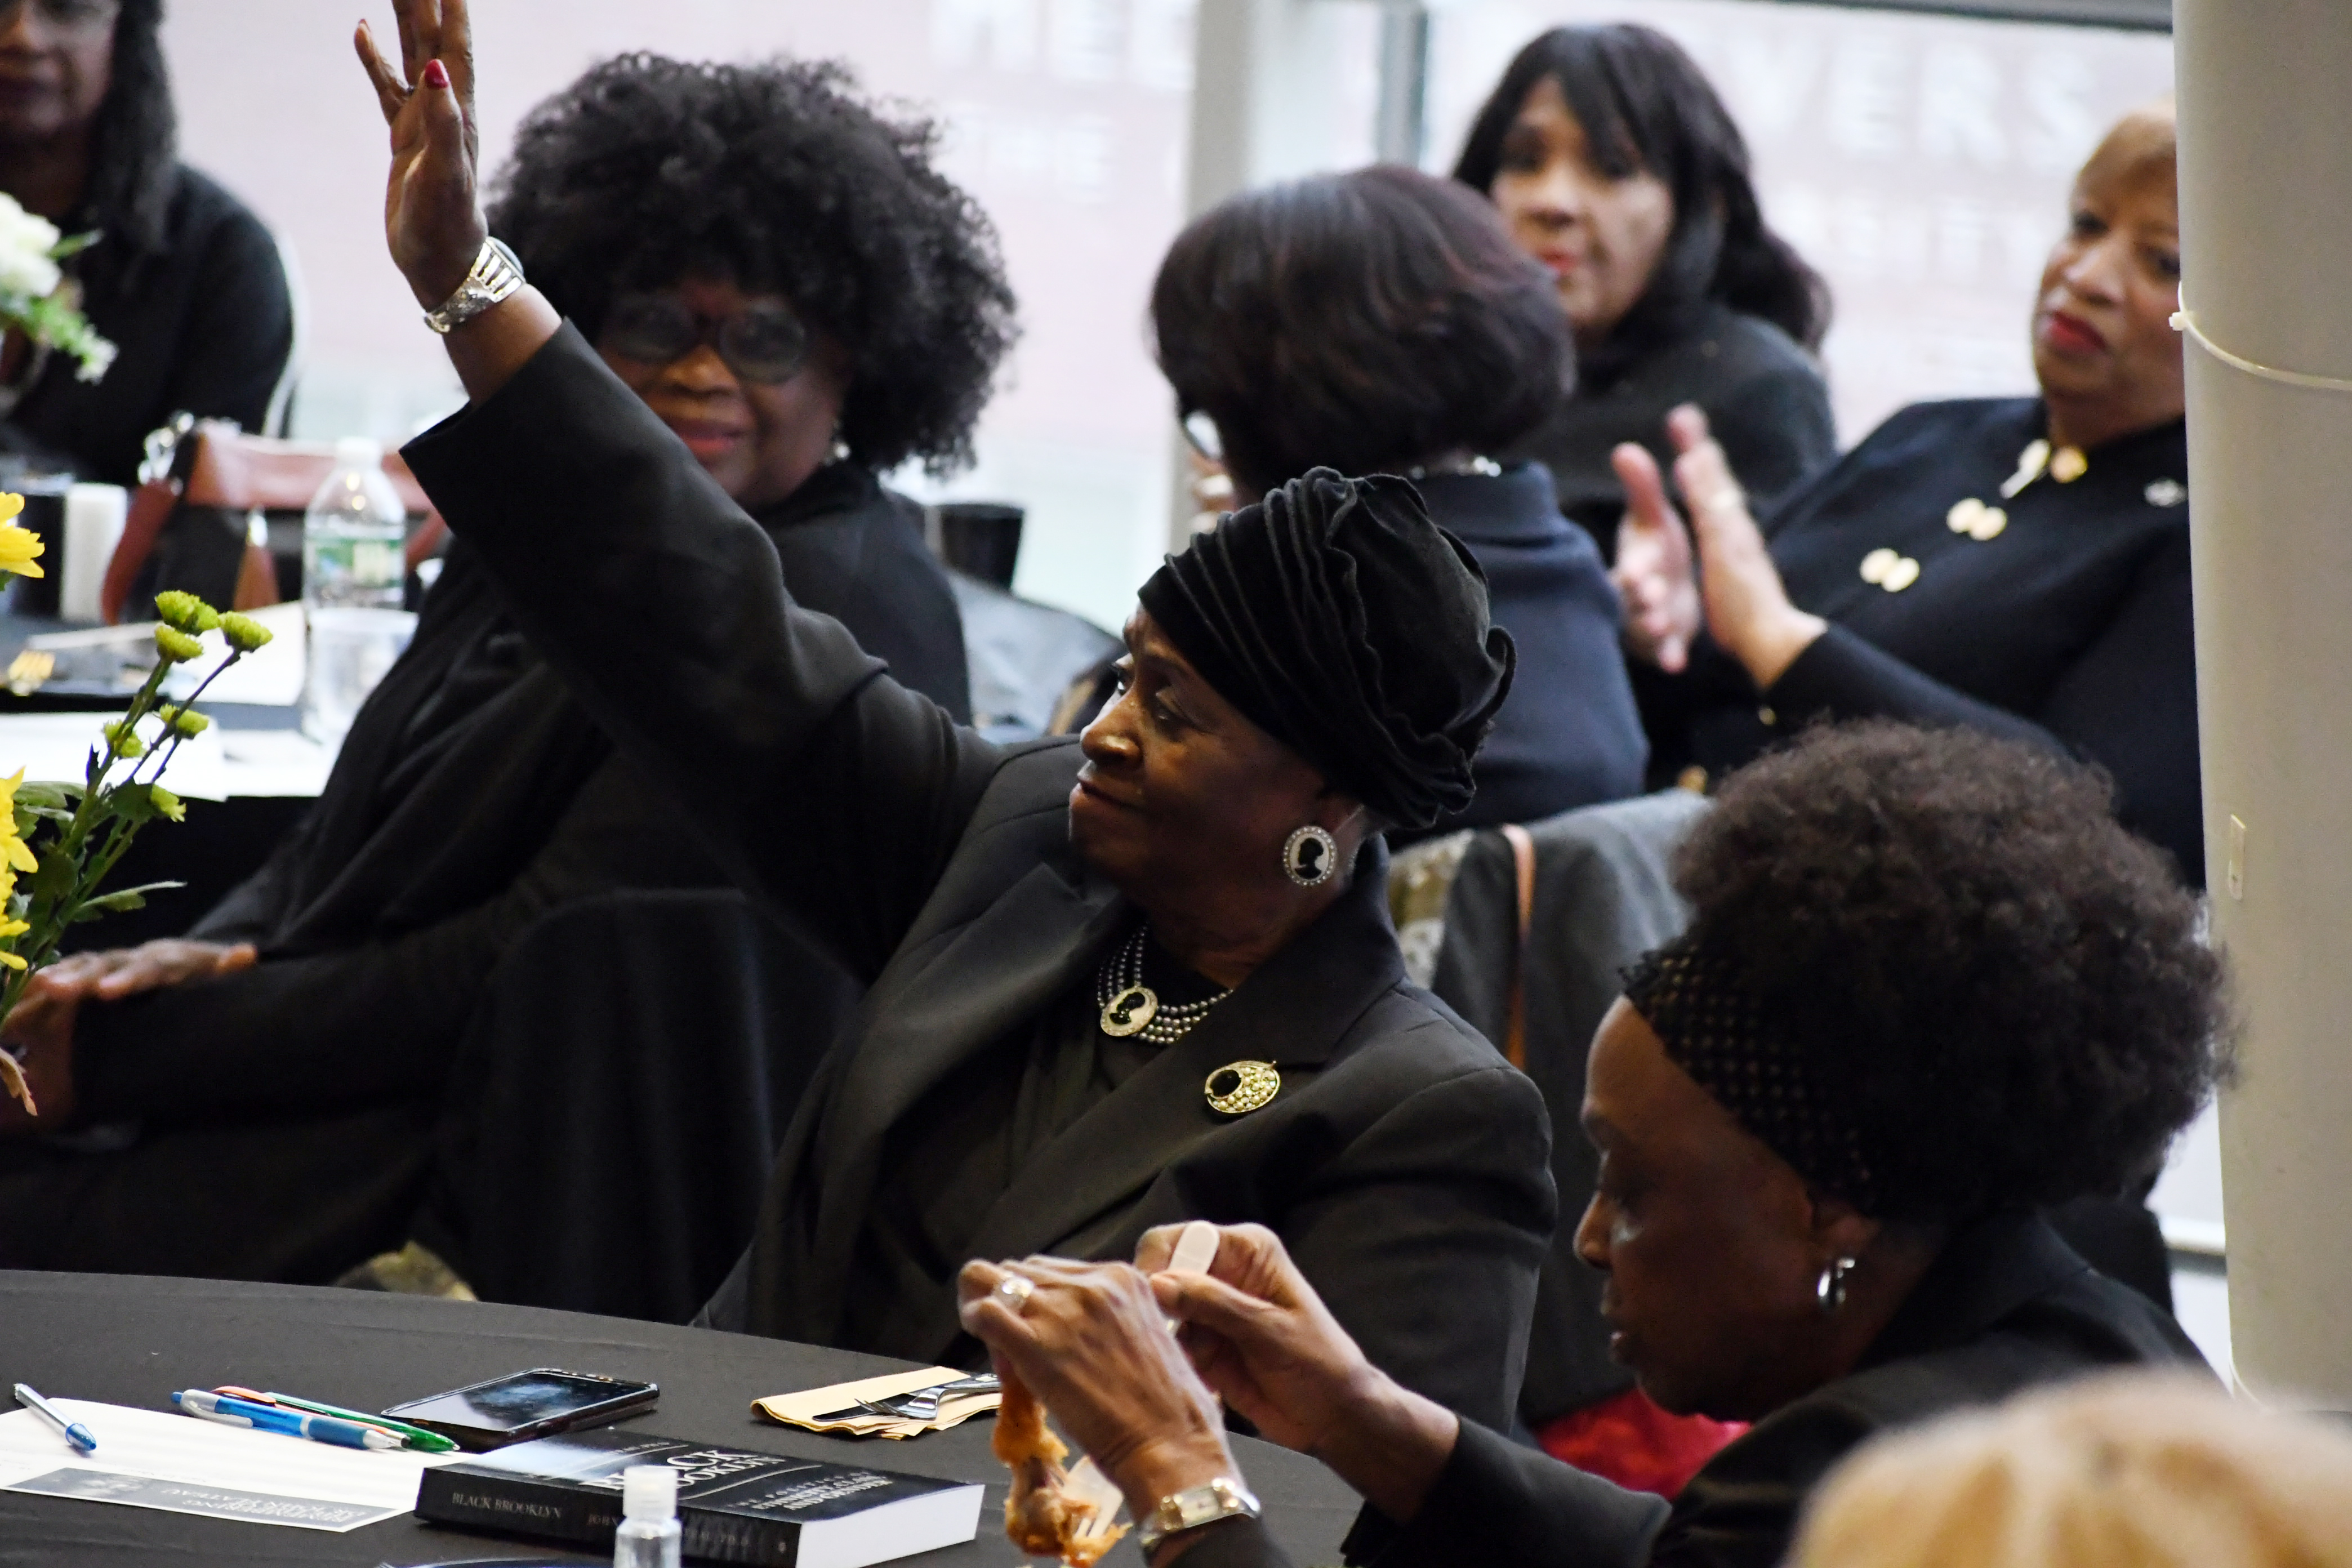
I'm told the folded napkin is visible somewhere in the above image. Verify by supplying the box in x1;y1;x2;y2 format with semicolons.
754;1366;1001;1440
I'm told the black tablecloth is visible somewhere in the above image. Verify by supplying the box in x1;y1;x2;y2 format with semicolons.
0;1272;1360;1566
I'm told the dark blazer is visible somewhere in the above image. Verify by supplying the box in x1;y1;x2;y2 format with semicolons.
1509;304;1836;562
1642;398;2200;883
1402;464;1647;840
0;460;970;1285
1178;1212;2207;1568
400;326;1559;1431
2;166;295;486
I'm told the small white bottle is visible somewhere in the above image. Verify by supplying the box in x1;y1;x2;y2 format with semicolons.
613;1464;682;1568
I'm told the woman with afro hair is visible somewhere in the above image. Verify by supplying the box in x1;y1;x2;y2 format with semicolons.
0;55;1013;1312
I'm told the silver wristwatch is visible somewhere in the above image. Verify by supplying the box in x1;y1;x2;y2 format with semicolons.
1137;1476;1261;1554
422;237;524;335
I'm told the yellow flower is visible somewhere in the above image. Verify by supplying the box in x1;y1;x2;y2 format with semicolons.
0;518;43;580
154;625;202;663
0;950;23;971
0;492;21;523
218;613;273;653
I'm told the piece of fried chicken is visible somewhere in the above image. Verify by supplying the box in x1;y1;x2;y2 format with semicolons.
993;1365;1128;1566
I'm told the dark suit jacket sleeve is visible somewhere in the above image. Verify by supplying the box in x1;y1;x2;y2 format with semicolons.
159;205;296;435
1287;1059;1556;1431
1763;533;2201;876
1177;1519;1295;1568
1710;360;1838;515
69;751;675;1122
1345;1419;1668;1568
402;325;1004;979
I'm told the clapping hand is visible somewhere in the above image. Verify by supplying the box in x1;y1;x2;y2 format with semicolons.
1610;438;1701;672
1664;405;1826;689
1612;406;1827;689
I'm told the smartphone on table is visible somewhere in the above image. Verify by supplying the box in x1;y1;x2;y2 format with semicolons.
382;1367;659;1450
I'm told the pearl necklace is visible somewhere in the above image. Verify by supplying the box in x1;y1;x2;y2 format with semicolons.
1095;926;1230;1045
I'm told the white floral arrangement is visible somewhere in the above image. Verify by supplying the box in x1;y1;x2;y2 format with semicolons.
0;191;114;384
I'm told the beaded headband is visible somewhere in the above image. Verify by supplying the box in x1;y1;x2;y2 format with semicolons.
1621;931;1881;1214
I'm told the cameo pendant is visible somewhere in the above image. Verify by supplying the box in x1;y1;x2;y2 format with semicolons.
1101;985;1159;1038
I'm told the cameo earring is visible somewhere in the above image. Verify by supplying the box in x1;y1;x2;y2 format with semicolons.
1283;826;1338;887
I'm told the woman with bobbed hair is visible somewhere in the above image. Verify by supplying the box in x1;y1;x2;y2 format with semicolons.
957;721;2225;1568
1794;1375;2352;1568
1153;165;1645;835
0;53;1005;1297
1453;25;1834;553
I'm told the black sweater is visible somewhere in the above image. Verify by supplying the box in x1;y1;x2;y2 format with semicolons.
1642;398;2201;885
2;166;295;485
1178;1213;2205;1568
1509;303;1837;561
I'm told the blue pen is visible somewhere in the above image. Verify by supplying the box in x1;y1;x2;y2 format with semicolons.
13;1383;96;1454
172;1388;404;1451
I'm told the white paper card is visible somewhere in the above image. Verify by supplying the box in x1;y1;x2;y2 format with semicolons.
0;1399;459;1533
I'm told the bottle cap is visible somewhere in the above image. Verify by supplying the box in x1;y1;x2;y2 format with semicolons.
333;435;384;467
621;1464;679;1523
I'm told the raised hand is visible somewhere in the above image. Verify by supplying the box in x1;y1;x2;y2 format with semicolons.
1666;404;1825;690
354;0;485;311
1609;439;1701;672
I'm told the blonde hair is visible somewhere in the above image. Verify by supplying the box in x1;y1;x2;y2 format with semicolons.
1792;1374;2352;1568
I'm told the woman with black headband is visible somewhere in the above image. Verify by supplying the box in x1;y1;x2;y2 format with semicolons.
348;1;1552;1429
957;723;2225;1568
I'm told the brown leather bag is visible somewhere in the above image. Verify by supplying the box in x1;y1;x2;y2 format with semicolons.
105;417;447;623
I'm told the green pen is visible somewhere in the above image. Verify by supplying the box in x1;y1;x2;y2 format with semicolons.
212;1387;457;1453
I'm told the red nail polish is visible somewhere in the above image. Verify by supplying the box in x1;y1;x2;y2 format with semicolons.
422;58;449;89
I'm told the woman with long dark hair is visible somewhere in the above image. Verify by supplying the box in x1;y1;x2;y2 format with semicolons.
1453;25;1833;559
0;0;295;486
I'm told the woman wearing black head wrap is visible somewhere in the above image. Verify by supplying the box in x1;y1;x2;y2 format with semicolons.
351;1;1553;1432
954;723;2227;1568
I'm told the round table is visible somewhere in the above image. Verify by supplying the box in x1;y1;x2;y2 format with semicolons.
0;1271;1361;1566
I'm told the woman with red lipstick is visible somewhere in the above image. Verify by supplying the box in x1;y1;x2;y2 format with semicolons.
0;54;1000;1306
1611;104;2199;887
955;724;2223;1568
1453;25;1834;561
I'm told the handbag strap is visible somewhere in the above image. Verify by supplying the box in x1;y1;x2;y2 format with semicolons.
1500;822;1536;1070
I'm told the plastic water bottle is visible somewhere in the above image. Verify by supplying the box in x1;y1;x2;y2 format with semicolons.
300;437;413;743
613;1464;682;1568
302;437;406;610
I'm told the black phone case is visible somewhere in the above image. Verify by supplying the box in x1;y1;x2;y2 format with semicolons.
382;1367;660;1450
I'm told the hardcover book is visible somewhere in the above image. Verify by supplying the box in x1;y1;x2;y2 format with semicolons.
412;1427;984;1568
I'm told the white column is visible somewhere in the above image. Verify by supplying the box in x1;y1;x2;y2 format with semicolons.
2176;0;2352;1410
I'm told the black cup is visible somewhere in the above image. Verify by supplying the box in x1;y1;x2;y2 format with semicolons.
3;475;72;619
933;501;1024;590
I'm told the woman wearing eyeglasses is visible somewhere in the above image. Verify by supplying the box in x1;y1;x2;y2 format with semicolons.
0;55;1010;1300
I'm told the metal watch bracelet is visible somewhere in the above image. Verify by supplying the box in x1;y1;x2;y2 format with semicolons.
422;237;524;335
1137;1476;1262;1554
